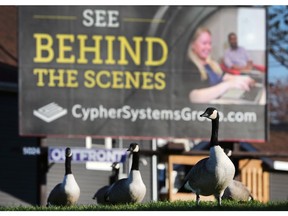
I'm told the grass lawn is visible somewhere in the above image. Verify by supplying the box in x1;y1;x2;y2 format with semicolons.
1;200;288;211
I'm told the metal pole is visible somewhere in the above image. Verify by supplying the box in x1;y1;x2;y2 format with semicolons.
38;138;48;206
151;139;158;201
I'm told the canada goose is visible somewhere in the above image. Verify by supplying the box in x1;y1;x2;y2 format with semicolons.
222;148;253;202
222;179;254;201
92;162;120;204
109;162;121;184
46;147;80;206
178;107;235;206
104;143;146;204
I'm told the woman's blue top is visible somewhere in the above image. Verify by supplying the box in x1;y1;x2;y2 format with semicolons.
204;64;223;86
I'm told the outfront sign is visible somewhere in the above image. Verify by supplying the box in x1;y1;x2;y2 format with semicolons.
48;147;127;163
19;6;268;141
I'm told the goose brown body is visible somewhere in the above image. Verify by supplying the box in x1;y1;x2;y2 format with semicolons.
93;162;120;204
182;146;235;197
222;179;254;201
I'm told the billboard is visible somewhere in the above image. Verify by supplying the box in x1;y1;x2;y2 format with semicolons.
19;6;268;141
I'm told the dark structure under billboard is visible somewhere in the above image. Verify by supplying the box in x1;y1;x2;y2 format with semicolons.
19;6;268;141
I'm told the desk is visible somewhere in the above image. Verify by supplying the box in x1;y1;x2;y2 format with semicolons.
211;89;266;105
211;72;266;105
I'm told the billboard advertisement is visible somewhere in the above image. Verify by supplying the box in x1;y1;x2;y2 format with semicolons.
19;6;267;141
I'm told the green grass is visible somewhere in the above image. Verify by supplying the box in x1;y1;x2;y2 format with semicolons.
1;200;288;211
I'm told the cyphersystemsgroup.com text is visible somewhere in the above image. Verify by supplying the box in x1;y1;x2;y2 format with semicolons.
71;104;257;123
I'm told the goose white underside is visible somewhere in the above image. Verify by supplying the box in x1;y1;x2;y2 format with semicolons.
47;174;80;206
106;170;146;204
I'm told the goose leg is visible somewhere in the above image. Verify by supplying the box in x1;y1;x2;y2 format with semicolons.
216;195;222;206
196;194;200;206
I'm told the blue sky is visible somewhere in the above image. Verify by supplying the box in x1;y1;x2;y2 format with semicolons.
268;53;288;84
267;6;288;84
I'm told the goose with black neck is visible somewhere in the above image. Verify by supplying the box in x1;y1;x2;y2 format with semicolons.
46;147;80;206
104;143;146;204
92;162;120;204
178;107;235;206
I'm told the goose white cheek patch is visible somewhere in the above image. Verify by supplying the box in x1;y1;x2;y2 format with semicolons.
134;145;140;152
209;110;218;120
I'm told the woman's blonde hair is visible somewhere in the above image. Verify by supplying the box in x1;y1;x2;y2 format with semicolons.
187;27;222;80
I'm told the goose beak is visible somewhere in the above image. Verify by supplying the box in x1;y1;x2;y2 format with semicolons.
200;112;208;118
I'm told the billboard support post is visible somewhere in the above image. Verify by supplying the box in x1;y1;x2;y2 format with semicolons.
37;138;48;206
